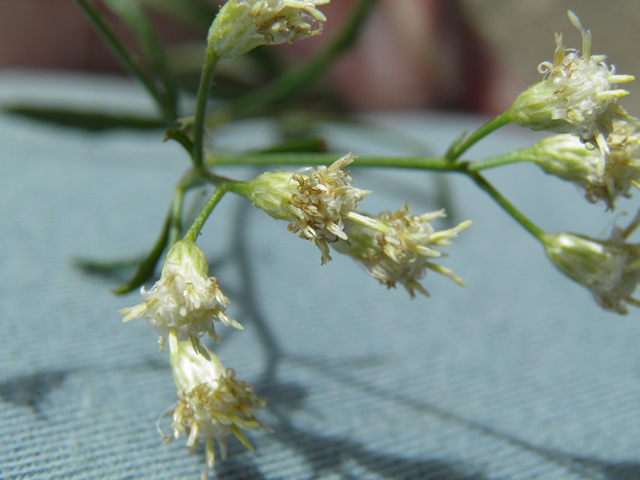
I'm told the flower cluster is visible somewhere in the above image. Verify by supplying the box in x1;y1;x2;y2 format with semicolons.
208;0;330;59
531;119;640;209
543;228;640;314
334;204;471;297
119;240;242;356
246;154;371;263
165;339;267;472
509;11;634;172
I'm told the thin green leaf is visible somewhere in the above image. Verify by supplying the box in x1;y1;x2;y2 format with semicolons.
138;0;215;33
4;105;164;131
74;0;174;124
103;0;177;118
259;137;327;154
112;214;171;295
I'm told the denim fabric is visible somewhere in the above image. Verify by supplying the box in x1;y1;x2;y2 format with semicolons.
1;73;639;480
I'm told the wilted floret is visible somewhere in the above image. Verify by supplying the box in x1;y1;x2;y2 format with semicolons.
334;204;471;297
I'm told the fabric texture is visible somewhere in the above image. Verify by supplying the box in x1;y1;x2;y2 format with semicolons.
1;72;639;480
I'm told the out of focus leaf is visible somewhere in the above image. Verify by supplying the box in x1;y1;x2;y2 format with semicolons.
4;105;164;131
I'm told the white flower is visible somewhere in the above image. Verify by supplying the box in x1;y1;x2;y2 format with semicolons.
334;204;471;297
543;229;640;314
119;240;242;356
164;339;267;472
208;0;330;59
509;11;634;173
246;154;371;264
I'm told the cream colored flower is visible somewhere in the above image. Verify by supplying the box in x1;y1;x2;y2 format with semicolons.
119;240;242;356
531;119;640;209
208;0;330;59
543;229;640;314
246;154;371;264
334;204;471;297
164;339;267;472
509;11;634;173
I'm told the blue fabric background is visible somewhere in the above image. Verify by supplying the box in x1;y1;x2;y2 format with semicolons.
1;72;639;480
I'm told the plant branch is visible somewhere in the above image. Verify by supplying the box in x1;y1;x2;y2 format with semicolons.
192;51;219;168
446;112;512;161
467;171;544;241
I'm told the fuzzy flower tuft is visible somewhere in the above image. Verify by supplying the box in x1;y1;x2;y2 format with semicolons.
119;240;242;356
245;154;371;264
509;11;634;173
208;0;330;59
531;119;640;209
543;227;640;314
163;339;267;473
334;204;471;297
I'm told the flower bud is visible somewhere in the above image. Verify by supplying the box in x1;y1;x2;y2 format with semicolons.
245;154;371;264
508;11;634;173
208;0;330;59
119;240;242;355
530;119;640;209
543;230;640;314
165;339;267;471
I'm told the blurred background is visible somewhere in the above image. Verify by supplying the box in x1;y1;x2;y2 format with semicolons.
0;0;639;115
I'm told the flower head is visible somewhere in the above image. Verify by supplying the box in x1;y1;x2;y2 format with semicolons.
509;11;634;173
531;119;640;209
543;228;640;314
208;0;330;59
246;154;371;264
164;338;267;472
334;204;471;297
119;240;242;356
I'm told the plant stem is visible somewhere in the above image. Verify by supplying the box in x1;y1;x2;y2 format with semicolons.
208;152;469;172
468;150;535;172
168;185;186;248
467;171;544;241
192;51;219;168
184;183;229;242
73;0;174;124
446;111;512;161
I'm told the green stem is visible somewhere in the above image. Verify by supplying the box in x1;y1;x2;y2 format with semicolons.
184;183;229;242
207;152;469;172
168;185;185;248
467;171;544;241
446;111;512;161
468;150;536;172
210;0;377;125
73;0;174;124
192;51;219;168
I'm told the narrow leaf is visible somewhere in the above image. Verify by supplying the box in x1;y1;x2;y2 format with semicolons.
4;105;164;131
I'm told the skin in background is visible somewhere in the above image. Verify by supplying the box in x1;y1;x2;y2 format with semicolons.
0;0;517;113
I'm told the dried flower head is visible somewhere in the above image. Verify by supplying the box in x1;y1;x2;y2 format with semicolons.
509;11;634;173
208;0;330;59
119;240;242;356
334;204;471;297
543;227;640;314
246;154;371;264
163;339;267;473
